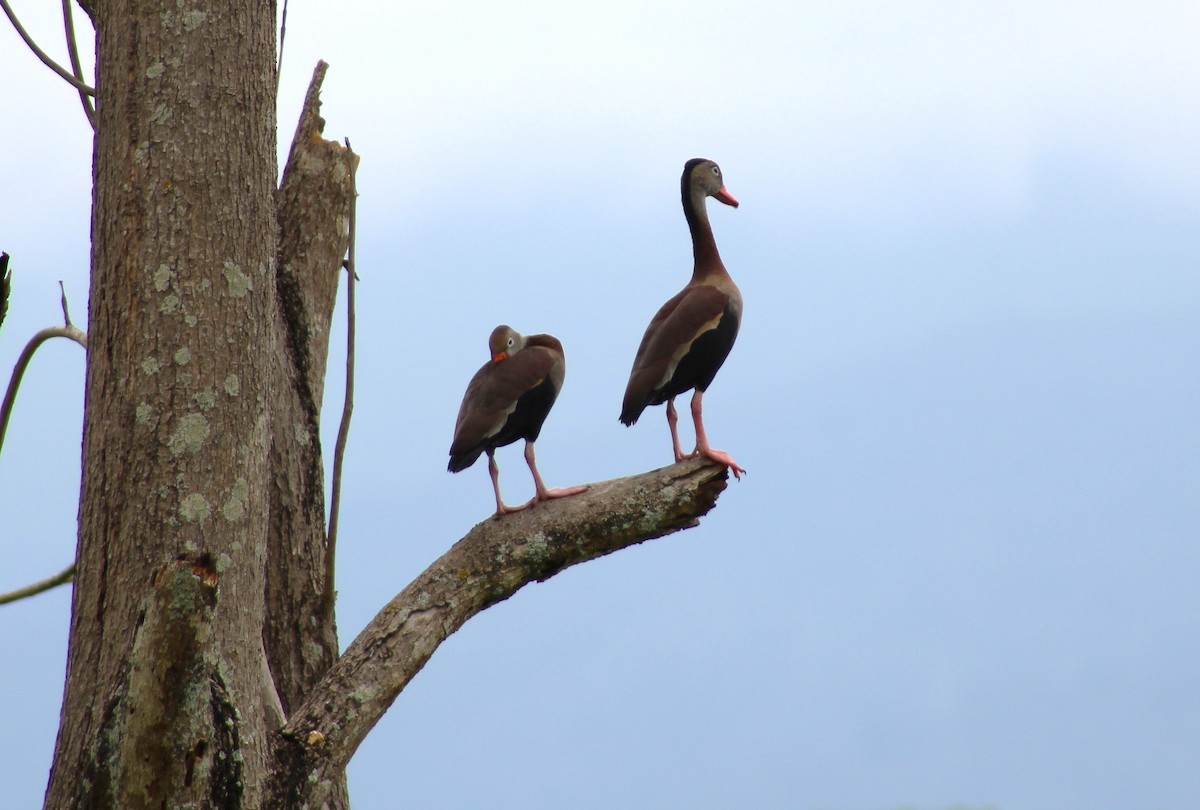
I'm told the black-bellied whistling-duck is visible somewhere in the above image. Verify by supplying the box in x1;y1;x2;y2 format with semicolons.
619;158;745;479
449;325;588;515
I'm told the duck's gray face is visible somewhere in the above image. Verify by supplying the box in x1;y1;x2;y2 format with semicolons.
695;160;738;208
488;325;524;361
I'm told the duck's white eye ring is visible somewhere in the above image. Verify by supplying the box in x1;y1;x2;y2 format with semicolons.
712;166;721;176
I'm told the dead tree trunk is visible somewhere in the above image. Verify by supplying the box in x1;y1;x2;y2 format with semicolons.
46;0;282;805
38;2;730;807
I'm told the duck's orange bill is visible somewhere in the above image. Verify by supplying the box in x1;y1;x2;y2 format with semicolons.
714;186;739;208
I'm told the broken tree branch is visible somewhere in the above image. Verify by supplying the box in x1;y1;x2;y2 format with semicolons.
59;279;76;326
265;59;353;720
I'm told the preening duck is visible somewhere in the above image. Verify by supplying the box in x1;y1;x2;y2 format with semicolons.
450;325;587;514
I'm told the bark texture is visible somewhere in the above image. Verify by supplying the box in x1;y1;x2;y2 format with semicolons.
46;0;280;806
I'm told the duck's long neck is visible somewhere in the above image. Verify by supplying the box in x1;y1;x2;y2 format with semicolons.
683;183;724;278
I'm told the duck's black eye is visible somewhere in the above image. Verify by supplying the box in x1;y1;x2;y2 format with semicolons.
712;166;721;176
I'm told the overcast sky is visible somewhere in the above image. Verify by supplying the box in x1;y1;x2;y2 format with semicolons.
3;2;1199;808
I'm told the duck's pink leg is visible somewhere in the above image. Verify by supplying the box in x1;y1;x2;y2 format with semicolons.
666;399;692;462
488;451;526;515
524;441;587;506
691;390;745;480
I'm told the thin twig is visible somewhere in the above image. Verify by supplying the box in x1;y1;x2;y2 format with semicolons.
1;0;96;95
275;0;288;96
0;563;75;605
0;324;87;458
59;280;76;327
61;0;96;128
323;139;357;615
0;283;87;605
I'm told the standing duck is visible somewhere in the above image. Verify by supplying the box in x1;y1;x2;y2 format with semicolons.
619;158;745;479
450;325;588;515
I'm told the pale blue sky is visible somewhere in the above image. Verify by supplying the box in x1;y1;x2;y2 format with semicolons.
2;2;1199;808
